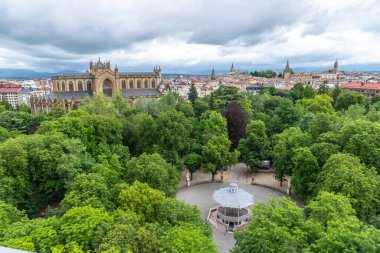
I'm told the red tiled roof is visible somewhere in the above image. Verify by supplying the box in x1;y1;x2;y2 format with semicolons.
0;84;22;94
342;82;380;90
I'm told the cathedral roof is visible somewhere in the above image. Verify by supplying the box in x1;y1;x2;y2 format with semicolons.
119;72;157;77
53;73;92;79
121;88;162;98
43;91;93;100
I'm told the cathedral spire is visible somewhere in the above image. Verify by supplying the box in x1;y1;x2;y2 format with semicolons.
211;66;216;80
283;59;291;79
230;63;235;73
285;59;290;73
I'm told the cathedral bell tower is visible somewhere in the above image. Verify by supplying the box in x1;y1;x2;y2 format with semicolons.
211;66;216;80
283;60;291;79
333;59;339;74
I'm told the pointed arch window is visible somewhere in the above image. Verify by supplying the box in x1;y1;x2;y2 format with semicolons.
129;80;134;89
87;81;92;91
69;81;74;92
78;81;83;91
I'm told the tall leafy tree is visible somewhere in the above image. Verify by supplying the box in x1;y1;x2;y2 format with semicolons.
263;97;301;134
153;110;192;166
26;133;93;201
222;101;249;150
310;142;339;167
273;127;312;185
157;198;211;236
238;120;271;171
0;201;27;236
317;82;329;95
184;152;203;180
123;112;154;155
0;111;33;133
161;223;217;253
307;112;335;138
290;83;315;100
335;91;366;111
61;173;113;210
99;211;159;253
188;83;198;107
0;137;31;207
232;197;307;253
60;205;114;251
123;153;178;197
338;119;380;172
291;147;319;199
197;110;228;144
305;191;357;227
118;181;166;222
318;153;380;221
305;94;335;114
202;135;239;181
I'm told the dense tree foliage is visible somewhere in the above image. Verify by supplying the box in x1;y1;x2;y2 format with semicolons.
161;224;217;253
318;153;379;221
124;153;178;197
0;85;378;252
250;70;278;78
335;91;366;111
233;194;380;253
272;127;312;184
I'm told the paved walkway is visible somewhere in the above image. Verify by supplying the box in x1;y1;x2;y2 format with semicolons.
176;183;285;253
179;163;290;193
177;163;294;253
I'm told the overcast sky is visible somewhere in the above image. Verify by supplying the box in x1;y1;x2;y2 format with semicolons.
0;0;379;72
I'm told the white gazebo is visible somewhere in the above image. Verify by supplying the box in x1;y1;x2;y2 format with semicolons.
212;183;254;231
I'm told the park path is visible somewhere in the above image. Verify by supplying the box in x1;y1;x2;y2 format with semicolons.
179;163;290;194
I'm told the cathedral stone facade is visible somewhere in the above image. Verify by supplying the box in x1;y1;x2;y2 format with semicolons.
31;59;163;115
52;58;162;97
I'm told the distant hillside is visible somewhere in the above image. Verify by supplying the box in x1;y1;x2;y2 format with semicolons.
0;69;79;80
1;64;379;80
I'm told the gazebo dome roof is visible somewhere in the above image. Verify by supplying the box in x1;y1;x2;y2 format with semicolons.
213;183;254;209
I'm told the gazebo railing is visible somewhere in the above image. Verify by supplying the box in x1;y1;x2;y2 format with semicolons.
216;209;252;222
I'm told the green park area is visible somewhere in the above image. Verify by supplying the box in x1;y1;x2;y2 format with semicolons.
0;84;379;252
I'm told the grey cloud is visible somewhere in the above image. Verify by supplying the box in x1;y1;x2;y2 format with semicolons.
0;0;310;54
0;0;379;71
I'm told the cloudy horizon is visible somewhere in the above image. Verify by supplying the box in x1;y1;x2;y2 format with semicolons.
0;0;379;73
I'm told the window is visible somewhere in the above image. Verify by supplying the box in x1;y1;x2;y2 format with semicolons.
122;80;126;89
103;79;113;97
87;81;92;91
78;81;83;91
61;81;66;92
69;81;74;92
129;80;134;89
137;79;141;89
151;79;156;88
144;79;149;88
